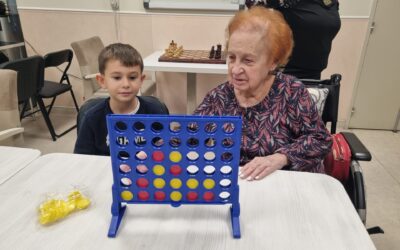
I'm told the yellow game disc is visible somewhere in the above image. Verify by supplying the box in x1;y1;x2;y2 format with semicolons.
153;178;166;189
203;179;215;190
121;191;134;201
170;178;182;189
153;165;165;176
186;178;199;189
169;151;182;163
170;191;182;202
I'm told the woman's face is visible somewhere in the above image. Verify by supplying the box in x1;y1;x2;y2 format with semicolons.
227;28;276;94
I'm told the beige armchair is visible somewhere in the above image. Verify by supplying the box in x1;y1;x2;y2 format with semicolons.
71;36;108;101
0;69;24;146
71;36;155;101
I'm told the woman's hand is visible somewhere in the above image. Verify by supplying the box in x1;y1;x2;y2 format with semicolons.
239;153;288;181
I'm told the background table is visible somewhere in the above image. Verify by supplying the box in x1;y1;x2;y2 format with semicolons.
0;146;40;185
143;50;228;113
0;153;375;249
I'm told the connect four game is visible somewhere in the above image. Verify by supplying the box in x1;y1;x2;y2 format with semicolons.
106;114;242;238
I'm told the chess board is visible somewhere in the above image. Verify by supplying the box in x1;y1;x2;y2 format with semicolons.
158;50;226;64
106;114;241;238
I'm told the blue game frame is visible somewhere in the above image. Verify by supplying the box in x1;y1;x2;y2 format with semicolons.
106;114;242;238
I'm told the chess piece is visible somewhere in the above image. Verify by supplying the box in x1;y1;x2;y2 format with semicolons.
245;0;256;9
256;0;266;6
215;44;222;59
170;40;177;50
173;46;183;57
165;40;184;58
209;46;215;59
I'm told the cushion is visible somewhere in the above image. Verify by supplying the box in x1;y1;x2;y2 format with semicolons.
307;87;329;117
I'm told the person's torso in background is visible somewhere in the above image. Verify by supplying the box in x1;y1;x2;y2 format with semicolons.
280;0;341;79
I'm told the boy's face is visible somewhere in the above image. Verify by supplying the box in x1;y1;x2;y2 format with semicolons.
97;59;145;105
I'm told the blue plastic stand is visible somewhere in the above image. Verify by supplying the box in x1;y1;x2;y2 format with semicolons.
230;185;241;238
106;114;242;238
108;184;126;237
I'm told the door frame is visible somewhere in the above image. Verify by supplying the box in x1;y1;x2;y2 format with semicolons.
345;0;378;129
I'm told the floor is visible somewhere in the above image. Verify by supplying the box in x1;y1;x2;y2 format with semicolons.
12;108;400;249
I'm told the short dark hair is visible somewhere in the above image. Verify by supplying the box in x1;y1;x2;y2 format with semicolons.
98;43;144;74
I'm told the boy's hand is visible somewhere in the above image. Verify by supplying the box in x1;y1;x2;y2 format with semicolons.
239;153;288;181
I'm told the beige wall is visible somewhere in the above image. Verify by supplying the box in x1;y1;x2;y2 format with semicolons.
322;18;369;127
18;9;369;125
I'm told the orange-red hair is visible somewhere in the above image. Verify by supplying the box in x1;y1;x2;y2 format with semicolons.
226;6;293;67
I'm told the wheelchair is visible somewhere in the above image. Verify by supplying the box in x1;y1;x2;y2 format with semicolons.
301;74;383;234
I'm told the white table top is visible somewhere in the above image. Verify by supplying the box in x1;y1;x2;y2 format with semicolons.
0;153;375;250
0;146;41;185
143;50;228;74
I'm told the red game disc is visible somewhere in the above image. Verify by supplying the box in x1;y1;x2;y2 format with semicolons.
203;191;214;201
170;165;182;176
152;151;165;162
136;178;149;188
186;191;198;201
138;191;150;201
154;191;166;201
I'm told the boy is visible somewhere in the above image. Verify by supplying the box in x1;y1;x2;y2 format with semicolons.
74;43;168;155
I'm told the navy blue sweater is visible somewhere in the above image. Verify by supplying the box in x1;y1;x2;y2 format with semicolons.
74;96;169;156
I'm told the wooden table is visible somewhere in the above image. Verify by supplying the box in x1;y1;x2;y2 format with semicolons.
0;153;375;249
0;146;40;185
143;50;228;114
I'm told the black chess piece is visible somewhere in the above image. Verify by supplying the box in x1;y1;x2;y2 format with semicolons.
209;46;215;59
215;44;222;59
245;0;256;9
256;0;266;6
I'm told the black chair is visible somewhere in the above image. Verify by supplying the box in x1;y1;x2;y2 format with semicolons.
39;49;79;141
0;56;44;121
301;74;383;234
300;74;341;134
0;51;79;141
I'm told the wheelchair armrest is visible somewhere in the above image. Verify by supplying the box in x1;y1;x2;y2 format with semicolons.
351;161;366;223
340;132;372;161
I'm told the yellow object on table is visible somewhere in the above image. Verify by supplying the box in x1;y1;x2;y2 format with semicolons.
38;190;90;225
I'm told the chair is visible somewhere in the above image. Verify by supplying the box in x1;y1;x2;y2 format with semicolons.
38;49;80;141
71;36;156;101
0;56;44;121
0;55;72;141
0;69;24;146
71;36;108;101
301;74;341;134
302;74;383;234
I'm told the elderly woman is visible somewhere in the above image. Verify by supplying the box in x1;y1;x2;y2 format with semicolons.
194;7;332;181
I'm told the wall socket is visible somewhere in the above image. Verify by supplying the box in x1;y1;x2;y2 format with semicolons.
110;0;119;11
